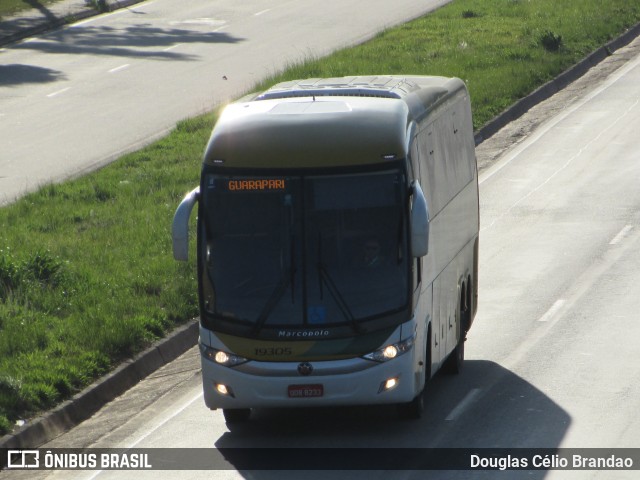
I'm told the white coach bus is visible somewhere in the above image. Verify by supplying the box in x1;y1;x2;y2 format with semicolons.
172;75;479;423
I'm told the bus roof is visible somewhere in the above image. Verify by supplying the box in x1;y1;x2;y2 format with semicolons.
203;76;467;169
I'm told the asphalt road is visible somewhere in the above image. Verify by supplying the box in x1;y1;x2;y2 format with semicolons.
4;30;639;480
0;0;450;205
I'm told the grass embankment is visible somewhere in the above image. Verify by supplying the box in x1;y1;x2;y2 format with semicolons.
1;0;640;435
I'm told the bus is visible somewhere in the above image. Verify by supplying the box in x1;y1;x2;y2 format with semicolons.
172;75;479;423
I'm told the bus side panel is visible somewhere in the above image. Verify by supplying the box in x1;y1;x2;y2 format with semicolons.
429;237;475;370
416;92;479;370
421;179;479;291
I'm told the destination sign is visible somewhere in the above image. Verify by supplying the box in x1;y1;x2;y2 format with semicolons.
226;179;286;191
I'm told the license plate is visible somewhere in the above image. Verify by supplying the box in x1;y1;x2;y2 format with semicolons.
288;384;324;398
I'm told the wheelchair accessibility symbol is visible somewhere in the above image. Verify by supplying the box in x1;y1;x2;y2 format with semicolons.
308;306;327;324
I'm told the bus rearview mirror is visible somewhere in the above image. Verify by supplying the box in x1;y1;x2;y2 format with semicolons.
410;181;429;257
172;187;200;261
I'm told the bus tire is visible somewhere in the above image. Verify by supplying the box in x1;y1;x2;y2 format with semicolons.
223;408;251;424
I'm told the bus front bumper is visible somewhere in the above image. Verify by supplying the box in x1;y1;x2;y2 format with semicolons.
200;351;420;410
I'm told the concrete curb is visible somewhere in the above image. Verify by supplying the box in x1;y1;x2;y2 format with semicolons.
0;14;639;451
474;21;640;145
0;319;199;449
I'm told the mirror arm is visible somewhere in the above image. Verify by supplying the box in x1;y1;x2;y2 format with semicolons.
172;187;200;261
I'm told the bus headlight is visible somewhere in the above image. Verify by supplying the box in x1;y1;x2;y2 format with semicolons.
201;345;248;367
379;376;400;393
214;383;235;397
362;335;415;362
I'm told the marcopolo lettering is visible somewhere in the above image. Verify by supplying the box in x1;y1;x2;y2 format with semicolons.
278;330;330;338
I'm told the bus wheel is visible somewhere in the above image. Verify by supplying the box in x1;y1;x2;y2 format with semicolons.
397;390;424;420
223;408;251;424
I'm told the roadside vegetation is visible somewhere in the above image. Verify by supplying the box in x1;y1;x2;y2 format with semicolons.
1;0;639;436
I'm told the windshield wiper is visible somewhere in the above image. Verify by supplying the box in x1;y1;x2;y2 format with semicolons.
317;264;361;333
254;197;297;334
317;234;361;333
253;268;293;334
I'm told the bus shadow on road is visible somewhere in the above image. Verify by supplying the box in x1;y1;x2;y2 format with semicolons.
214;360;570;479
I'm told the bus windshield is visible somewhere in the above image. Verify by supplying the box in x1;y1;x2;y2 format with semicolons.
201;169;409;332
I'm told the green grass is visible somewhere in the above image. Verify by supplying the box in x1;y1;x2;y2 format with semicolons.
0;117;209;433
1;0;640;435
255;0;640;130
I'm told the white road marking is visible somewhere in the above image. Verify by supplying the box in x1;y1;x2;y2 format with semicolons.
126;391;203;447
108;64;130;74
169;18;226;26
255;9;272;16
85;391;203;479
538;299;566;322
445;388;482;421
502;227;640;370
162;43;182;52
609;225;633;245
46;87;71;98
